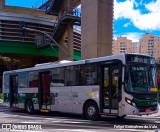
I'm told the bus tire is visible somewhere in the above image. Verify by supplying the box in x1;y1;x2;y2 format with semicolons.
25;100;34;114
116;115;126;119
84;101;99;120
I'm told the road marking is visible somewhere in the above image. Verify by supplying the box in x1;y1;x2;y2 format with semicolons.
118;129;152;132
51;129;97;132
40;123;109;129
50;120;83;124
155;121;160;123
21;122;41;124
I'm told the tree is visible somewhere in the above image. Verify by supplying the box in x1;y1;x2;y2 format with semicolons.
0;55;21;70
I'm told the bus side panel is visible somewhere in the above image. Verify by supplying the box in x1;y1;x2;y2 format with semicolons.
50;87;57;111
3;91;10;106
18;88;39;109
50;86;72;112
72;85;100;114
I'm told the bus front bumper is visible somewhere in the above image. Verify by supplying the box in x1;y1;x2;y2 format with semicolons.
123;102;159;116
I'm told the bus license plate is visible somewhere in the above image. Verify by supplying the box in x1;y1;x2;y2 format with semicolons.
146;108;151;112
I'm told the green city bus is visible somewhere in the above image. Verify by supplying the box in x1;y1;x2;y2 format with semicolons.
3;53;159;120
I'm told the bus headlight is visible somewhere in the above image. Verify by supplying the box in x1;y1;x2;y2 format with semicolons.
125;97;132;105
125;98;136;107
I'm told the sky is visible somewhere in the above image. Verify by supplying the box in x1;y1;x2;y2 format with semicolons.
5;0;46;9
5;0;160;42
114;0;160;42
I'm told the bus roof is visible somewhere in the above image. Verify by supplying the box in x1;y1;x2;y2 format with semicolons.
3;53;153;74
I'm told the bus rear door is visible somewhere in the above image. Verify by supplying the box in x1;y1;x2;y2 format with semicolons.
9;75;18;107
101;63;121;115
39;72;51;112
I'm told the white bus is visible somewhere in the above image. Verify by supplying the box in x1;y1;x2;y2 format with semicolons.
3;53;159;120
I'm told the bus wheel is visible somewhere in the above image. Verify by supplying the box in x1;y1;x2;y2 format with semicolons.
116;115;126;119
25;100;34;114
84;102;99;120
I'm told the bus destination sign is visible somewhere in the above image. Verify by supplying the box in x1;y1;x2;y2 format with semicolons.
126;55;155;64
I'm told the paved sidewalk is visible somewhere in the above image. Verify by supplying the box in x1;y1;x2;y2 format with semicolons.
0;99;5;107
0;99;3;103
0;99;4;107
0;99;9;108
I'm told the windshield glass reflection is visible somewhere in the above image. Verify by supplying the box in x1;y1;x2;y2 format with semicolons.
125;65;156;93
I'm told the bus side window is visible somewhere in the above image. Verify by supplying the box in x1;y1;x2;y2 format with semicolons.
19;72;28;88
76;64;99;86
64;66;76;86
86;63;98;85
65;67;70;86
3;75;9;90
75;66;82;85
51;68;64;87
28;72;38;88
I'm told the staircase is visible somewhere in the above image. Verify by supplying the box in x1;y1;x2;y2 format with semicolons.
38;0;50;11
45;0;65;16
53;14;81;42
34;0;81;49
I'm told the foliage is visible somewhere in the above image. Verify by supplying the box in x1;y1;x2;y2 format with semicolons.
0;93;3;99
0;55;21;70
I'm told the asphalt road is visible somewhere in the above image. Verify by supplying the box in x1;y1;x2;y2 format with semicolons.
0;106;160;132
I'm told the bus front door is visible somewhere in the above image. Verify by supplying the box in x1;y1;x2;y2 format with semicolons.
102;64;120;114
10;75;18;107
39;72;51;111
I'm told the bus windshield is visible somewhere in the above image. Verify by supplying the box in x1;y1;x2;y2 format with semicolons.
125;64;157;93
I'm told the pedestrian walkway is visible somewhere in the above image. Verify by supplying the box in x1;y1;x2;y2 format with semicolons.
0;99;6;107
0;99;4;107
0;99;9;109
0;99;3;103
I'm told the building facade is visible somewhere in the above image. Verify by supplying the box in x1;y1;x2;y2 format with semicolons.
139;33;160;60
112;37;137;55
133;42;140;53
0;1;81;92
0;11;81;65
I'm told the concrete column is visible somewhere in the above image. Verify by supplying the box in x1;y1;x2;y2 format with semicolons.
66;0;74;61
58;0;74;61
67;23;74;60
58;24;74;61
0;0;5;10
59;0;73;17
59;0;67;18
58;32;68;61
81;0;113;59
67;0;73;14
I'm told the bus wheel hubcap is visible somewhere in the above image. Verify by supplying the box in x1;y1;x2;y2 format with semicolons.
87;106;96;117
